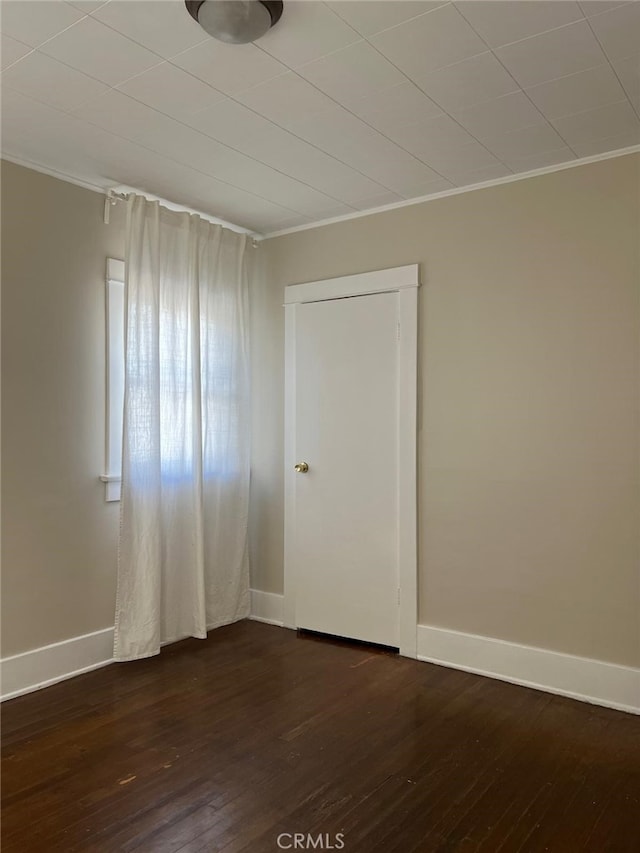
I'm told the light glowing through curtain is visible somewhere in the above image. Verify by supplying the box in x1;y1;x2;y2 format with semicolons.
114;196;250;661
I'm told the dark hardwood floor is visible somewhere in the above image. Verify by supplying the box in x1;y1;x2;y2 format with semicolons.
2;620;639;852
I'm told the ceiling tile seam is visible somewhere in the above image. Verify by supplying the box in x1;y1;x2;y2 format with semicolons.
83;0;109;12
358;2;635;170
465;117;578;149
0;148;268;234
1;48;132;115
410;55;526;115
36;10;188;85
164;51;291;98
249;40;458;187
107;2;506;200
5;8;90;51
451;5;582;161
85;11;212;62
1;69;105;116
179;106;392;206
334;34;517;178
121;53;396;207
111;62;226;107
289;36;369;72
0;45;36;74
4;4;446;224
193;95;403;205
110;180;274;232
2;50;116;113
581;14;640;123
148;27;406;207
320;0;451;39
7;3;629;215
179;86;406;203
549;95;630;124
0;86;305;223
100;87;364;215
577;0;593;18
577;1;633;22
502;146;577;170
261;145;640;240
247;3;472;192
5;39;168;114
6;41;363;216
2;8;91;52
180;5;528;125
129;29;633;171
83;122;336;220
83;7;210;63
313;5;541;176
168;0;423;202
457;9;590;52
212;86;408;199
522;58;621;91
252;73;452;188
1;77;83;112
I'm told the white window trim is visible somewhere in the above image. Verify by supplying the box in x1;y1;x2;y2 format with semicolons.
100;258;125;501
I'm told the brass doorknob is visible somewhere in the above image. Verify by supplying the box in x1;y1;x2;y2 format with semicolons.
294;462;309;473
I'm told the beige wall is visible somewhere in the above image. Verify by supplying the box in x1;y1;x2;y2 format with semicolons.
3;154;639;669
257;154;640;668
248;252;285;595
1;160;124;657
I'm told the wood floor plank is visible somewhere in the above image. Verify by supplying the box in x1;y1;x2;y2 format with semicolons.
2;621;639;852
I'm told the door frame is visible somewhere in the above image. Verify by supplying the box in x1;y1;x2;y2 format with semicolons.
283;264;420;658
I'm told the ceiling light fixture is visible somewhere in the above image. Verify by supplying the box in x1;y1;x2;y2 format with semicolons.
185;0;283;44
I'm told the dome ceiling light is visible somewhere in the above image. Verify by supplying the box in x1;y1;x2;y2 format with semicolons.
185;1;283;45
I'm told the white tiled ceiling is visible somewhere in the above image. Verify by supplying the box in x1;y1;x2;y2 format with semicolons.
39;15;162;85
494;19;608;87
1;33;32;69
1;0;639;234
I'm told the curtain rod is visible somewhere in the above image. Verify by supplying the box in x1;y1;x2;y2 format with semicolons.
103;188;260;246
103;190;127;225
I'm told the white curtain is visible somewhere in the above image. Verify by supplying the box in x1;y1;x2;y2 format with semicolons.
114;195;250;661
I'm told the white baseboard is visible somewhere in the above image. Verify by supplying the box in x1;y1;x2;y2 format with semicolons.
249;589;284;626
0;590;283;702
418;624;640;715
246;594;639;713
3;598;637;715
1;627;114;702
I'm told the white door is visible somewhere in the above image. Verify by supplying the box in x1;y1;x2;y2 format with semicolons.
292;291;400;647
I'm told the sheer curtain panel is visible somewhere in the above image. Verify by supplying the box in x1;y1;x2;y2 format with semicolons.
114;196;250;661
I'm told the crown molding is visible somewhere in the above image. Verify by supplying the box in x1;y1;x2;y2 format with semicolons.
5;144;639;243
262;145;640;240
1;152;111;195
109;183;258;237
1;153;256;238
